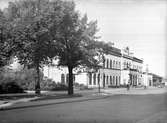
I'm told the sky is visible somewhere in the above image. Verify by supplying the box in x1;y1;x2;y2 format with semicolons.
0;0;166;78
73;0;167;78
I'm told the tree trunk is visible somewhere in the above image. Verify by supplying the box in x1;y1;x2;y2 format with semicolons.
35;64;41;95
68;66;73;95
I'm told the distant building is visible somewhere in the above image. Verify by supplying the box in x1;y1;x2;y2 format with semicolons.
120;47;143;87
142;72;153;86
151;73;163;86
162;78;167;86
43;46;144;88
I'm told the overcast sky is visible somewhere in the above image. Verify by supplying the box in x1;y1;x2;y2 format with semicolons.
0;0;167;77
74;0;167;78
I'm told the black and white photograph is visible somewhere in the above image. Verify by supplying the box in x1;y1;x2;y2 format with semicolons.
0;0;167;123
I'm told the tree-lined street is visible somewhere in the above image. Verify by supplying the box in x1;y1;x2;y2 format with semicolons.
0;0;166;123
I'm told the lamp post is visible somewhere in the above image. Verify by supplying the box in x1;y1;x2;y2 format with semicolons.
98;69;100;93
98;61;104;93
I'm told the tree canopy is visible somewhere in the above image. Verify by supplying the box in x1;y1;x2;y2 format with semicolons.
4;0;64;94
2;0;112;95
0;10;12;68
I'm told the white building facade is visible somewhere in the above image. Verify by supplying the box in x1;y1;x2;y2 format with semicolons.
120;53;143;87
43;46;145;88
142;73;153;87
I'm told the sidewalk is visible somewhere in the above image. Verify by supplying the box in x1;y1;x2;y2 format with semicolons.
0;92;109;111
0;88;109;110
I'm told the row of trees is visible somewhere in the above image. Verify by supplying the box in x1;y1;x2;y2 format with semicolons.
0;0;112;95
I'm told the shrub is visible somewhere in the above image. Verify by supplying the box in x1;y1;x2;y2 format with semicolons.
74;83;89;90
0;68;43;91
0;81;24;94
51;82;68;91
40;78;57;90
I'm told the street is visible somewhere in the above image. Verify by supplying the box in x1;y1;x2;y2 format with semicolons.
0;90;167;123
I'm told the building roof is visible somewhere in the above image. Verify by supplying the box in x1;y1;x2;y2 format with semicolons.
106;46;122;57
106;45;143;63
133;57;143;63
151;73;163;79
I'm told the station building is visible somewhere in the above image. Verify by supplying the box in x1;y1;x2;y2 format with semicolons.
43;46;144;88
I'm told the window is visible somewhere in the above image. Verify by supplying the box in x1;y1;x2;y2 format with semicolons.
129;63;131;68
113;60;115;68
127;62;129;68
97;74;100;84
124;62;126;68
107;59;109;68
61;74;65;84
110;76;112;85
116;76;118;86
116;61;118;69
106;75;108;85
119;62;121;69
110;60;112;68
113;76;115;85
89;73;92;85
103;58;105;68
119;76;121;85
93;74;96;85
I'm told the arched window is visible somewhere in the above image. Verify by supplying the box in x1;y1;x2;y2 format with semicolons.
116;61;118;69
103;74;105;87
129;63;131;68
97;73;100;85
110;60;112;68
124;62;126;68
93;74;96;85
127;62;129;68
119;62;121;69
119;76;121;85
113;76;115;85
103;58;105;68
116;76;118;86
89;73;92;85
107;59;109;68
61;74;65;84
106;75;108;85
113;60;115;68
110;76;112;85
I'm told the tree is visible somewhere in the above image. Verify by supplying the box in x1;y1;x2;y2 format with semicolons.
52;2;103;95
4;0;109;95
0;9;12;69
4;0;63;94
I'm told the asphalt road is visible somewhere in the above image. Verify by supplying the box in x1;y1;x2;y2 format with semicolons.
0;93;167;123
